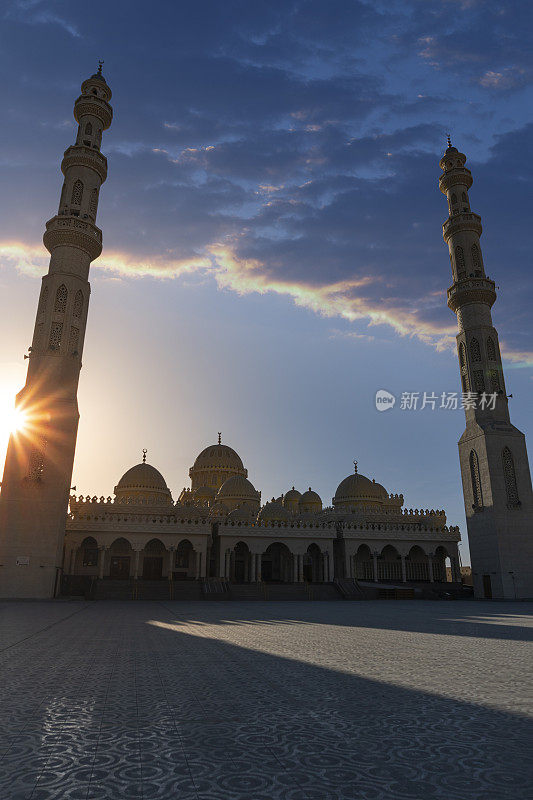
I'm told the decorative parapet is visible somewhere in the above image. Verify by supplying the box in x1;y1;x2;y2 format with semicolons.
61;145;108;182
447;277;496;312
442;212;482;241
43;215;102;260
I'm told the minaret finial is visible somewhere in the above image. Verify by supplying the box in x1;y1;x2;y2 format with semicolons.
142;448;147;463
97;60;104;76
218;432;221;445
446;133;452;149
353;460;358;473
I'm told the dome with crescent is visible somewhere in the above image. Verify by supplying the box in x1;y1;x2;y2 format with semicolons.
114;459;172;504
333;468;388;509
189;436;247;492
216;474;261;512
299;488;322;513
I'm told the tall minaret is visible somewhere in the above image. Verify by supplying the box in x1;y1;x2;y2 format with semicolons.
439;139;533;599
0;66;113;598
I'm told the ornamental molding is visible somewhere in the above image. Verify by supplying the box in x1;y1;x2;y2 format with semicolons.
439;172;473;192
61;150;107;182
442;215;482;241
43;216;102;261
74;99;113;130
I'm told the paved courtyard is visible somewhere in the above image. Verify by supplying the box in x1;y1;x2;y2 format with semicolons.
0;600;532;800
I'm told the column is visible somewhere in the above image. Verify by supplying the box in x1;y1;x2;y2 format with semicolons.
345;549;352;579
298;554;304;582
250;553;256;582
452;556;461;583
293;554;298;583
401;555;407;583
372;552;378;582
327;551;334;582
133;549;140;580
256;553;262;582
69;547;78;574
219;546;226;578
195;551;202;579
168;548;174;580
98;546;106;579
428;554;434;583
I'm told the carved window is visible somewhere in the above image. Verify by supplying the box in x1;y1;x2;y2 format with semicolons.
487;337;497;361
469;450;483;509
38;286;48;315
68;326;80;353
85;122;93;135
27;438;47;482
455;246;465;272
459;343;468;392
49;321;63;350
473;370;485;393
54;284;68;313
451;193;457;204
89;188;98;217
71;179;83;206
471;244;481;270
461;192;468;203
470;338;481;362
73;290;84;318
488;369;501;392
502;447;519;507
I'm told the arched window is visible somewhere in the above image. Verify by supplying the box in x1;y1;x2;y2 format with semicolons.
473;370;485;393
461;192;468;203
488;369;501;392
455;246;465;271
89;188;98;217
470;338;481;361
73;290;83;318
48;322;63;350
38;286;48;315
502;447;519;507
471;243;480;270
451;193;457;204
469;450;483;509
487;337;497;361
68;326;79;354
71;179;83;205
85;122;93;135
459;342;468;392
27;437;47;482
54;284;68;314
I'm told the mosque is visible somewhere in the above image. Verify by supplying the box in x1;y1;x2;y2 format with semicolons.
65;439;461;594
0;66;531;600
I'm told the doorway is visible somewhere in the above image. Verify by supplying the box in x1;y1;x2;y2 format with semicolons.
110;556;130;579
143;557;163;580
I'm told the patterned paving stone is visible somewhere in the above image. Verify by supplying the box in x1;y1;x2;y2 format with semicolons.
0;599;532;799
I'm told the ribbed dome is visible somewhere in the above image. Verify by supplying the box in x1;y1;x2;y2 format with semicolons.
299;488;322;512
333;472;388;507
258;500;290;522
193;445;244;471
217;475;259;501
283;487;301;504
192;485;216;500
114;462;172;504
227;506;256;521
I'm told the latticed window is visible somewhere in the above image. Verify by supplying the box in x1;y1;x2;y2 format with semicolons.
54;284;68;313
470;338;481;361
462;192;468;203
487;337;497;361
473;370;485;393
85;122;93;135
469;450;483;509
451;193;457;204
459;342;468;391
71;179;83;205
68;326;80;353
49;321;63;350
27;438;47;482
34;323;44;347
488;369;501;392
455;246;465;271
73;289;83;318
502;447;520;507
89;188;98;217
471;244;480;270
38;286;48;315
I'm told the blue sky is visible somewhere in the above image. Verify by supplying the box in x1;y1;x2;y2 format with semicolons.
1;0;532;562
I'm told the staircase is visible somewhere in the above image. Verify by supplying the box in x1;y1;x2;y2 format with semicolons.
334;578;366;600
93;579;136;600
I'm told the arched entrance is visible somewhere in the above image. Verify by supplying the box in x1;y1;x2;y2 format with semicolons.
142;538;165;580
434;546;449;583
303;544;322;582
109;537;132;579
174;539;194;580
354;544;373;581
80;537;98;569
233;542;250;583
262;542;293;583
378;545;401;582
406;545;429;581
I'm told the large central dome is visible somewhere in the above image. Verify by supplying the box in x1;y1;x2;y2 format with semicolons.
333;471;388;508
114;461;172;504
189;439;247;491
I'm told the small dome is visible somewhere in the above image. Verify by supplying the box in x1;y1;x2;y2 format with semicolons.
283;487;301;505
227;506;256;521
193;444;244;472
299;488;322;512
333;472;388;507
114;462;172;504
258;500;290;522
217;475;260;501
192;485;216;500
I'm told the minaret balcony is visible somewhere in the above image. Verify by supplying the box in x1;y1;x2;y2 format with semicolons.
73;94;113;130
439;168;473;193
43;215;102;261
447;277;496;312
61;145;107;182
442;212;482;241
